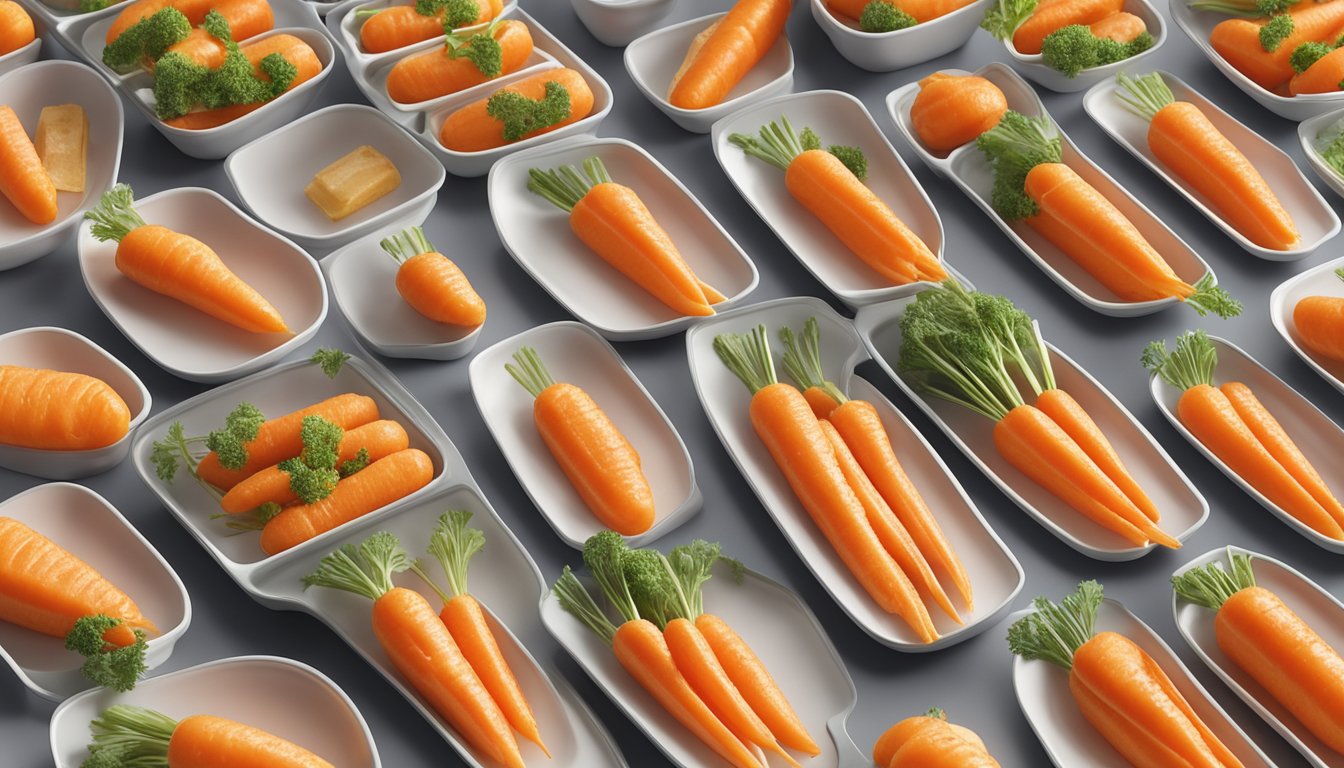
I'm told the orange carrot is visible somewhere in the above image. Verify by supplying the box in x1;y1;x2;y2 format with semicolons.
829;0;978;25
1290;43;1344;94
383;226;486;328
0;105;56;226
911;72;1008;153
358;0;502;54
802;385;839;420
157;0;277;69
1209;1;1344;92
0;1;34;56
437;67;594;153
85;706;335;767
1090;10;1145;41
163;34;323;130
1011;0;1122;54
106;0;213;44
386;19;533;105
0;366;130;450
873;709;1001;767
1293;273;1344;363
667;0;790;111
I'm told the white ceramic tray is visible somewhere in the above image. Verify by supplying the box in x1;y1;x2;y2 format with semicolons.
997;0;1165;92
0;483;190;701
488;136;759;340
1086;70;1339;260
76;186;328;383
809;0;993;72
570;0;672;46
1173;547;1344;768
1148;335;1344;553
542;558;867;767
886;62;1218;317
327;1;613;176
0;326;149;479
1012;597;1273;767
854;293;1209;561
1298;107;1344;202
0;60;122;271
710;90;947;309
469;321;701;548
685;296;1025;649
50;656;380;767
1270;254;1344;396
624;11;794;133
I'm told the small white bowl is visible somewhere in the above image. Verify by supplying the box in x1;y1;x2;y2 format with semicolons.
0;483;190;702
1298;107;1344;201
1148;335;1344;553
77;186;328;383
1173;547;1344;768
50;656;380;767
488;136;759;339
624;12;794;134
1270;254;1344;396
1012;597;1274;767
854;294;1210;561
886;62;1219;317
469;321;701;549
1086;70;1339;260
810;0;993;72
225;104;445;255
0;326;149;479
570;0;673;47
0;60;121;271
710;90;946;308
1000;0;1165;92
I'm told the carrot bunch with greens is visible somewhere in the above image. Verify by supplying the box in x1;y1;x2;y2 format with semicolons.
729;117;946;287
382;226;487;328
1009;580;1246;767
910;73;1008;153
385;19;534;105
527;155;725;317
872;708;1001;767
1291;268;1344;364
438;67;594;153
1143;330;1344;540
82;705;335;767
357;0;503;54
0;366;131;450
1173;549;1344;753
667;0;790;110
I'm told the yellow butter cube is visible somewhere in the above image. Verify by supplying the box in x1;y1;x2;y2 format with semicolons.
35;104;86;193
304;145;401;221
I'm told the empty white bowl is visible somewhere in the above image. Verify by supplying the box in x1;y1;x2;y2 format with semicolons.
998;0;1165;92
570;0;674;46
624;11;794;133
77;186;328;383
1270;254;1344;396
810;0;994;72
0;326;149;479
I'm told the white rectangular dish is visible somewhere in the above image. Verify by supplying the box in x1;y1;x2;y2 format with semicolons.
1270;254;1344;396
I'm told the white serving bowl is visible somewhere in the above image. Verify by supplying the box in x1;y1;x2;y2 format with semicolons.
810;0;994;72
999;0;1165;92
1270;254;1344;396
1298;107;1344;200
570;0;674;46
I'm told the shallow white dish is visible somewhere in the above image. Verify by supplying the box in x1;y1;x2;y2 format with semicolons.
224;104;445;255
76;186;327;383
685;296;1025;648
50;656;380;767
488;136;759;339
542;559;866;767
624;11;794;133
1298;108;1344;202
1148;335;1344;553
1173;547;1344;768
854;294;1209;561
469;321;701;549
1087;71;1338;260
1012;597;1273;767
0;60;122;271
0;483;190;702
998;0;1165;92
810;0;993;72
1270;254;1344;396
0;326;149;479
570;0;673;46
886;62;1219;317
711;90;946;309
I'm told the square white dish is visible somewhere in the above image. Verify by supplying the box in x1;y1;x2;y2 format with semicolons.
224;103;445;255
1148;334;1344;552
76;186;327;383
1298;107;1344;201
1086;70;1339;260
1270;254;1344;396
570;0;673;46
0;60;122;271
488;136;759;340
624;11;794;134
809;0;993;72
50;655;381;767
685;296;1026;649
710;89;947;309
1172;547;1344;768
854;293;1209;561
997;0;1165;92
469;321;701;548
886;62;1220;317
0;482;190;702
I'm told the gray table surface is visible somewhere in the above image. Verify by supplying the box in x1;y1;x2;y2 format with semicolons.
6;0;1344;764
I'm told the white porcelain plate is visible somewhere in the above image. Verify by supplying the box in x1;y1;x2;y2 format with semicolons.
1270;254;1344;396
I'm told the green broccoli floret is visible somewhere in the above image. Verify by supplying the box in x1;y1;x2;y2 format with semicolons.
65;615;148;693
859;0;916;32
151;13;297;121
102;7;191;72
311;347;351;378
151;52;208;120
1259;13;1293;52
151;421;194;482
1040;24;1148;77
828;145;869;181
445;22;503;78
621;548;674;628
415;0;478;25
1291;41;1334;73
339;448;371;477
278;415;345;504
975;110;1061;220
799;127;822;151
487;80;572;143
205;402;265;470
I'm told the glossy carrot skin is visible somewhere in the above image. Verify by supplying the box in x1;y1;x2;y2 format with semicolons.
1216;586;1344;753
360;0;502;53
0;105;56;225
167;714;335;767
1089;11;1144;42
1291;45;1344;93
0;1;34;56
396;251;487;327
1012;0;1121;53
1293;295;1344;363
106;0;213;44
828;0;978;23
158;0;276;69
386;19;533;105
875;716;1000;767
911;73;1007;153
0;366;130;450
164;34;322;130
667;0;789;110
1211;1;1344;91
438;68;594;153
802;386;838;420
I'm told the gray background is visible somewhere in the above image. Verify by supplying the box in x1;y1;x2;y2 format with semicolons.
5;0;1344;764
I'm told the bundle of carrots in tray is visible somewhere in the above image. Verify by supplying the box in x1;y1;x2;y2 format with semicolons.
667;0;789;111
1144;330;1344;540
304;517;547;768
357;0;502;54
385;18;534;106
1173;549;1344;754
981;0;1154;76
828;0;979;33
1010;580;1246;766
897;281;1182;551
0;516;155;692
1199;0;1344;95
554;533;820;768
729;117;946;288
713;317;973;642
872;708;1001;766
152;350;433;556
83;704;336;767
438;67;595;153
1290;267;1344;365
0;364;130;451
0;98;88;226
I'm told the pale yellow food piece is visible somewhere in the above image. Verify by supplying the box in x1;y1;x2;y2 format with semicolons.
34;104;86;193
668;19;722;98
304;145;401;221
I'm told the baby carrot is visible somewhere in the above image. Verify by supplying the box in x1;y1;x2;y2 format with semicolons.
0;366;130;450
106;0;213;44
358;0;502;54
667;0;790;111
382;226;487;328
1289;42;1344;94
873;709;1001;767
1014;0;1122;53
156;0;277;70
1210;1;1344;92
1090;10;1145;41
162;33;323;130
1293;270;1344;363
85;706;335;767
0;1;34;55
386;19;533;105
0;105;56;225
437;67;594;152
910;72;1008;153
830;0;977;25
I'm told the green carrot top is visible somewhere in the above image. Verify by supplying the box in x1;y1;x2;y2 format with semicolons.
85;184;147;243
414;0;479;24
1140;329;1218;391
526;156;613;213
1007;580;1104;670
151;11;297;120
310;348;351;379
425;509;486;599
1115;72;1177;121
714;324;779;396
974;110;1062;220
505;346;560;398
381;226;438;263
727;116;869;181
551;531;643;645
302;531;412;601
980;0;1037;39
778;317;848;406
1171;549;1257;611
82;705;179;768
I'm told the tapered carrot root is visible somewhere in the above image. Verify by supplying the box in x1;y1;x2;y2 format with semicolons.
668;0;790;110
0;366;130;451
0;105;56;225
1291;45;1344;94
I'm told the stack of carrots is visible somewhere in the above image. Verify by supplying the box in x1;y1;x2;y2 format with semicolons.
0;365;130;451
981;0;1153;76
897;281;1181;551
357;0;503;54
1143;330;1344;540
667;0;790;110
1201;0;1344;95
828;0;979;34
872;708;1001;766
1292;268;1344;365
553;533;819;768
438;68;595;153
385;18;535;106
84;705;337;767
